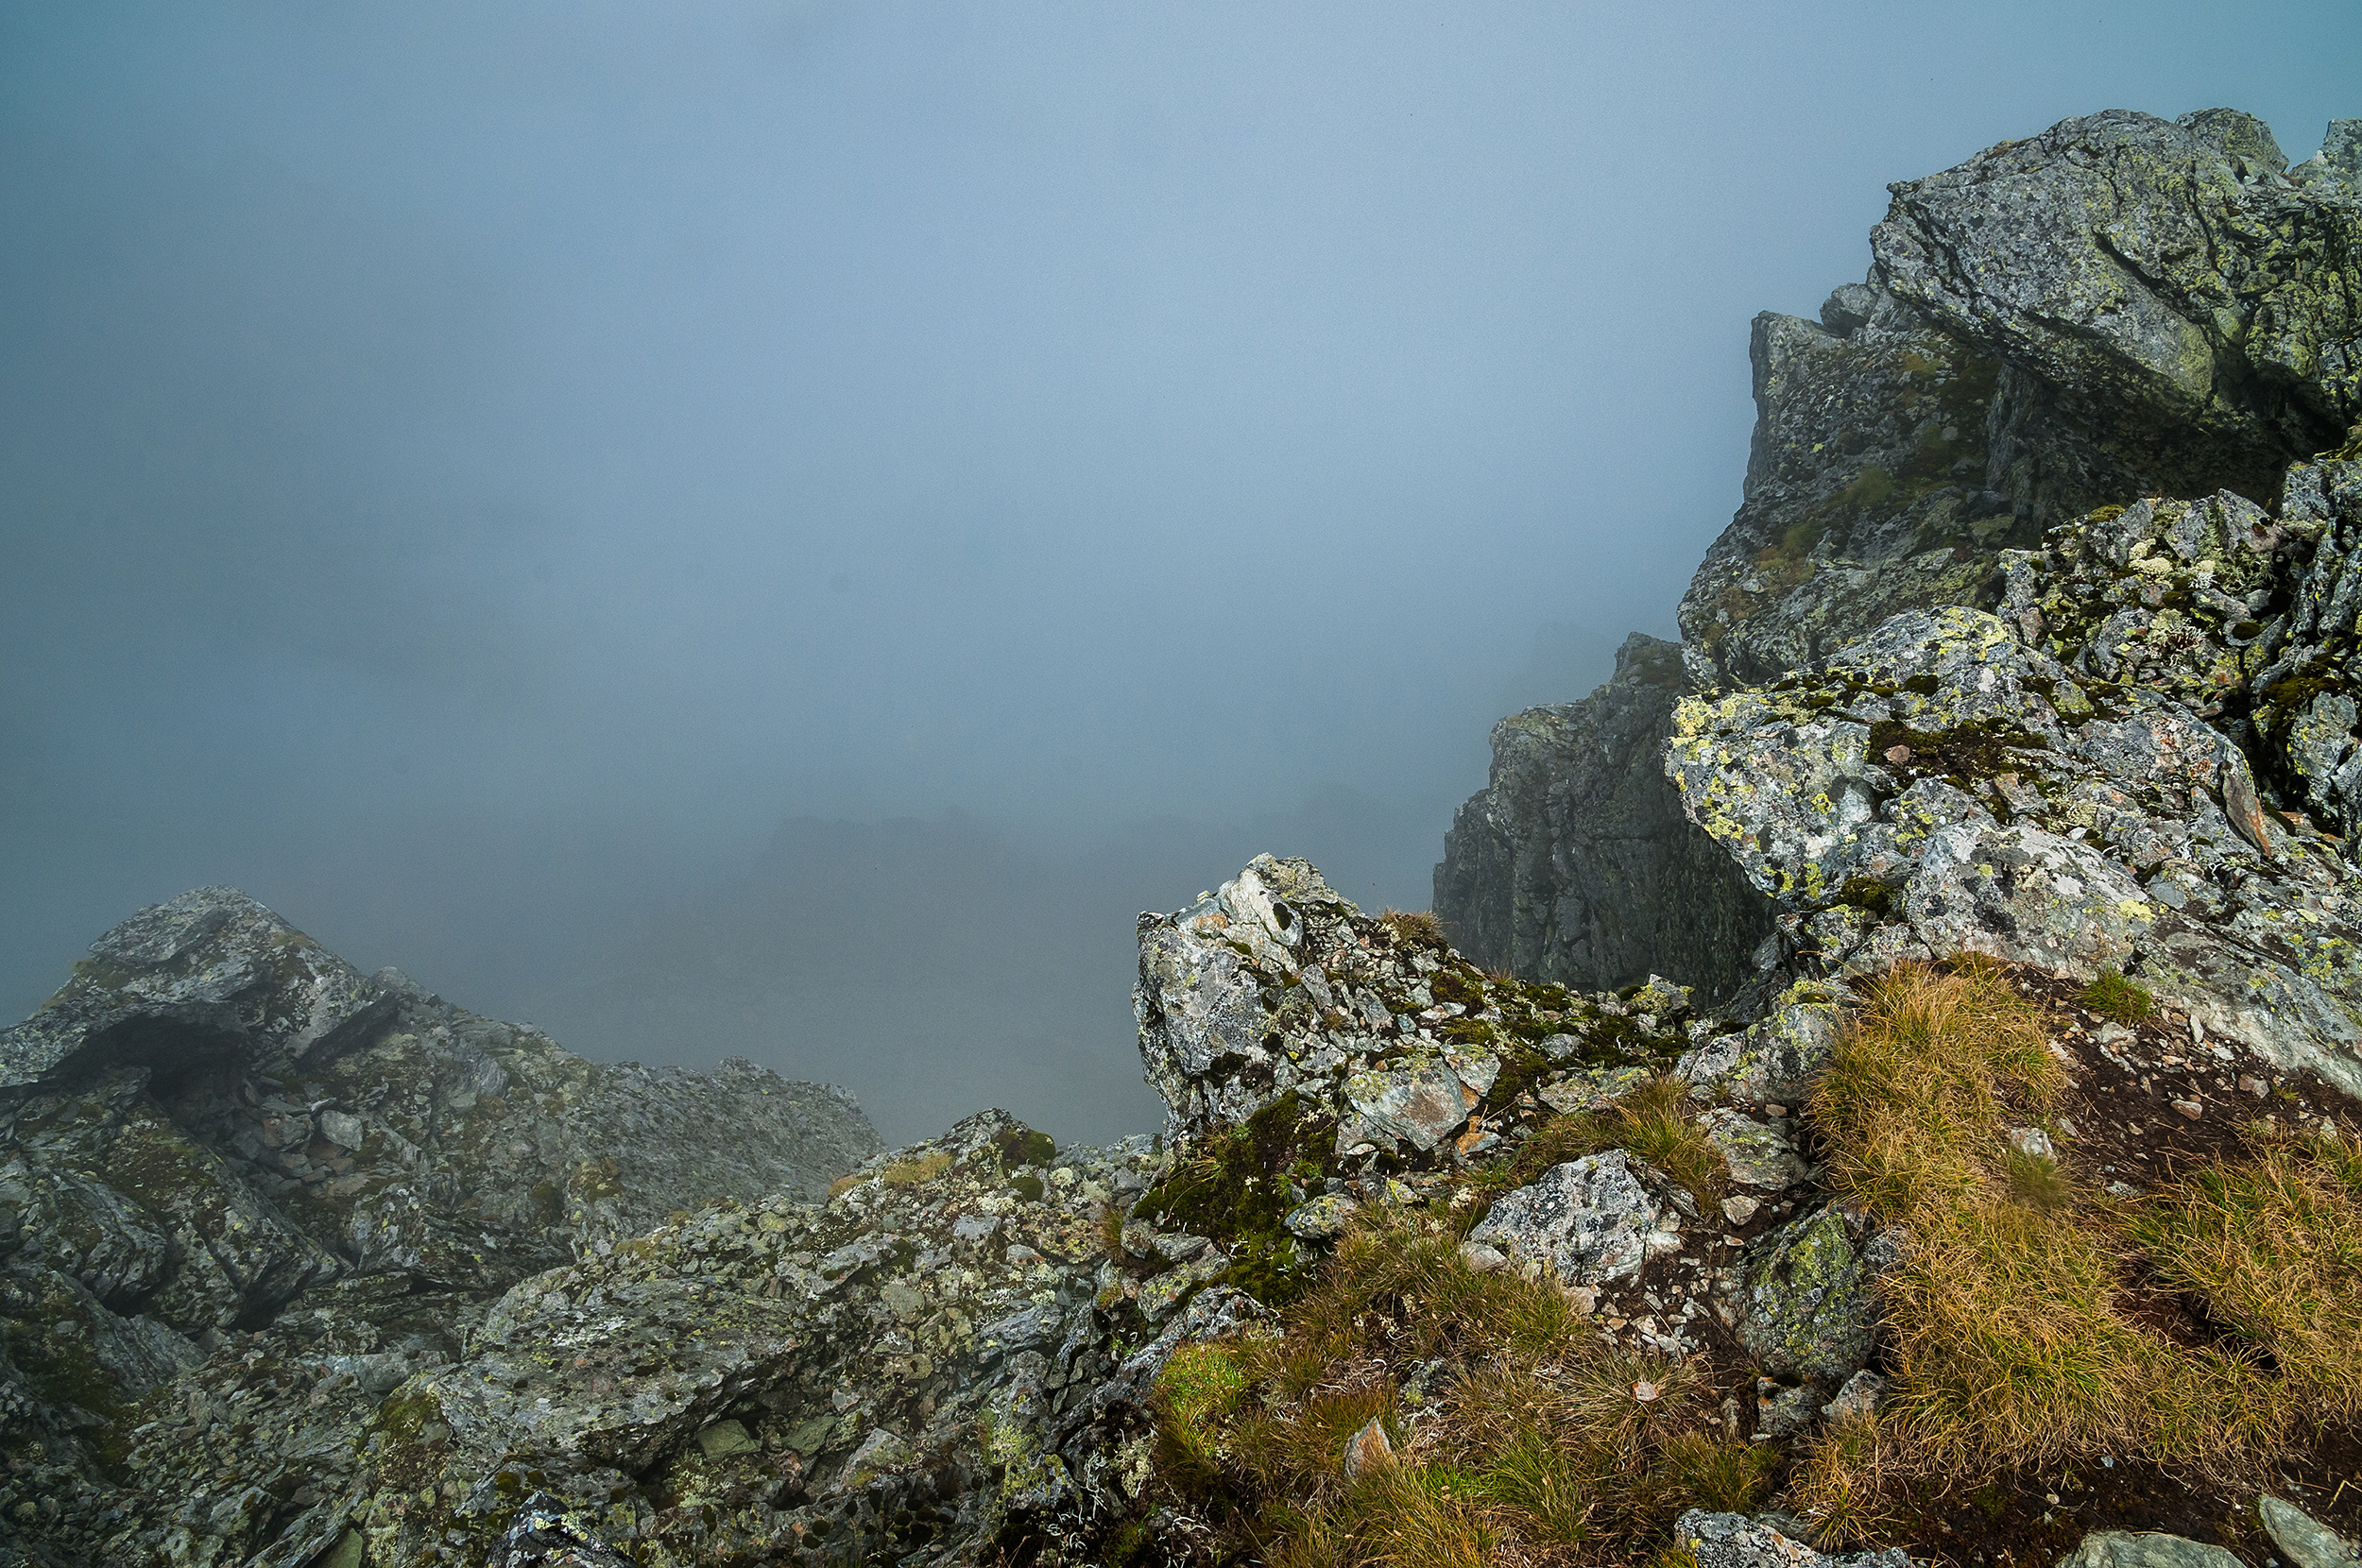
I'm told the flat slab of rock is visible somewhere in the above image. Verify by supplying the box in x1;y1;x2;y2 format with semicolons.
2261;1496;2362;1568
1677;1509;1909;1568
2057;1532;2247;1568
1466;1149;1679;1285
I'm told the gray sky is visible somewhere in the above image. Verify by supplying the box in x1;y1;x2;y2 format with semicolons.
5;1;2355;1143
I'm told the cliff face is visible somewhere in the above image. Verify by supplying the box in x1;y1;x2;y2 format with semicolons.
1433;634;1776;998
1441;107;2362;1003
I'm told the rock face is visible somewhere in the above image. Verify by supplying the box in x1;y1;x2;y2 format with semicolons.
1668;463;2362;1099
0;888;880;1568
1433;633;1777;998
1448;110;2362;1009
1681;108;2362;694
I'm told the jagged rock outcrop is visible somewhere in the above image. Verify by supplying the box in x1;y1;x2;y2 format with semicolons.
1682;109;2362;692
1434;634;1778;998
1443;106;2360;1033
1668;458;2362;1099
0;888;879;1568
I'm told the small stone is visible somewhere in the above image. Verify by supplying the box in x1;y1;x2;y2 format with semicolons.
1284;1193;1360;1240
1722;1194;1760;1225
694;1419;760;1459
1342;1417;1395;1479
1885;744;1913;764
1822;1370;1889;1423
2171;1099;2204;1120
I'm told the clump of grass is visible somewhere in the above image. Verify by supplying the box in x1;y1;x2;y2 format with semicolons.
1150;1210;1770;1563
1470;1075;1725;1219
2080;967;2154;1024
1378;908;1447;947
1791;960;2362;1533
828;1149;954;1199
2130;1128;2362;1426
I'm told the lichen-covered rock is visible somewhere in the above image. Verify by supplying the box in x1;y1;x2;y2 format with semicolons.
1136;855;1695;1160
2251;460;2362;839
311;1112;1157;1568
1676;1508;1911;1568
1999;487;2315;714
1731;1204;1898;1385
2293;119;2362;193
1697;1108;1809;1192
2259;1494;2361;1568
1875;110;2362;497
2056;1530;2248;1568
1667;603;2362;1098
1433;634;1777;999
1465;1150;1683;1285
1675;980;1846;1105
1675;293;2034;691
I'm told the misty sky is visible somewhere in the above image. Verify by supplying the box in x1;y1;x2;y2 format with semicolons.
6;2;2357;1143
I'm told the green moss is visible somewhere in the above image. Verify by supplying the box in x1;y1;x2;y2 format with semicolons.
993;1126;1057;1169
1838;877;1901;916
1136;1092;1335;1307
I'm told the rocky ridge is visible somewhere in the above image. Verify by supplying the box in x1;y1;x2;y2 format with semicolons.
7;102;2362;1568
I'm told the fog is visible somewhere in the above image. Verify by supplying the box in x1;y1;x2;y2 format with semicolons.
5;3;2355;1145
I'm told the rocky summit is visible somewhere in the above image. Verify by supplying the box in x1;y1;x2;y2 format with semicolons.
9;103;2362;1568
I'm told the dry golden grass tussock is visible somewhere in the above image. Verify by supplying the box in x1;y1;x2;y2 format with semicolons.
1798;960;2362;1518
1378;909;1447;946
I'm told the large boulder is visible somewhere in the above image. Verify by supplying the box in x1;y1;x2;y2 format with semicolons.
1433;634;1777;999
1875;110;2362;500
1683;109;2362;698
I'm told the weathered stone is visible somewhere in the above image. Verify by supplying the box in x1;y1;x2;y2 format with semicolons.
1676;981;1845;1104
1435;634;1777;999
2261;1495;2362;1568
2292;119;2362;193
1699;1108;1809;1191
1;887;393;1089
1733;1204;1897;1384
1466;1150;1681;1286
2056;1531;2248;1568
1677;1508;1911;1568
1344;1062;1472;1151
1667;604;2362;1099
1875;110;2362;497
1823;1369;1891;1423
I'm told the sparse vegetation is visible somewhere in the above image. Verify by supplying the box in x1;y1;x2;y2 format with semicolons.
1471;1074;1725;1215
2080;967;2154;1024
1790;961;2362;1539
829;1149;953;1199
1377;908;1446;947
1150;1210;1772;1565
